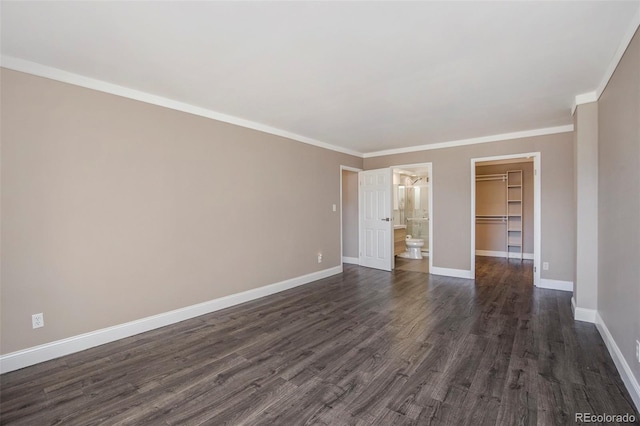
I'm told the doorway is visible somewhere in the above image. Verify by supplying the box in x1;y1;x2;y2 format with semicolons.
340;166;361;265
353;163;432;273
391;163;433;273
471;153;540;286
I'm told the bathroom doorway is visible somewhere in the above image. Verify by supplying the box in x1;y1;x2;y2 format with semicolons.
471;153;540;286
391;163;433;274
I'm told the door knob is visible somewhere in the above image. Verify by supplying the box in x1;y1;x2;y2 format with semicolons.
382;218;390;221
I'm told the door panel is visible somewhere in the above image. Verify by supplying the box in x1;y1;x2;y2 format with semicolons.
359;168;393;271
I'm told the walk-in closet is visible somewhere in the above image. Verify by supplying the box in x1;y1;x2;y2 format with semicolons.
475;160;534;260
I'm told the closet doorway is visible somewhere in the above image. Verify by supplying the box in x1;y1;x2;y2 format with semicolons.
471;153;540;286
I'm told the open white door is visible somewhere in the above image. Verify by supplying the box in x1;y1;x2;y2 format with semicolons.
359;168;393;271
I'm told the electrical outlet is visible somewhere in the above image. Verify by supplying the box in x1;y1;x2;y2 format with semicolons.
636;340;640;363
32;313;44;329
543;262;549;271
332;204;336;212
317;253;323;263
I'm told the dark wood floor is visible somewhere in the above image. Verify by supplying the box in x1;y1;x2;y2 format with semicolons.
394;255;430;274
1;258;638;425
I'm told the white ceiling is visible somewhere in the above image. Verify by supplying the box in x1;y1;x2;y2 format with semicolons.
2;1;639;156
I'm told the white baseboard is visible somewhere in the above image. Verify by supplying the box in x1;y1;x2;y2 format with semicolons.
430;266;473;279
475;250;534;260
595;312;640;411
342;256;359;265
538;278;573;293
571;297;597;323
0;265;343;374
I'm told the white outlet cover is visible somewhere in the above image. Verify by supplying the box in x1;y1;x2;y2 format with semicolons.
32;313;44;329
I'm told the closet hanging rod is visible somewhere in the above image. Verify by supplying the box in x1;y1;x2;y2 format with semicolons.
476;173;507;181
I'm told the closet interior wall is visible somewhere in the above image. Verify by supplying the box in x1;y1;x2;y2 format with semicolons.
475;162;534;257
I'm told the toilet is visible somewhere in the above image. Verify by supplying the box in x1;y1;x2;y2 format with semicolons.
404;235;424;259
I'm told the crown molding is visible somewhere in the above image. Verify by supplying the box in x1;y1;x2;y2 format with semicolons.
596;6;640;98
0;56;364;158
571;91;598;116
362;125;574;158
0;57;575;159
572;5;640;115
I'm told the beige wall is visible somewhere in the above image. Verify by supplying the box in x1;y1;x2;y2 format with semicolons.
364;132;575;281
0;69;362;354
597;29;640;386
574;102;599;310
476;162;534;254
341;170;359;259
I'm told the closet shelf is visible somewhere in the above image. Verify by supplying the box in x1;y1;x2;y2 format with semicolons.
476;173;507;182
475;168;523;260
507;170;523;260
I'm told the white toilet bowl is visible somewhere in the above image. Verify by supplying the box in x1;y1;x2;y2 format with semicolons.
404;237;424;259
